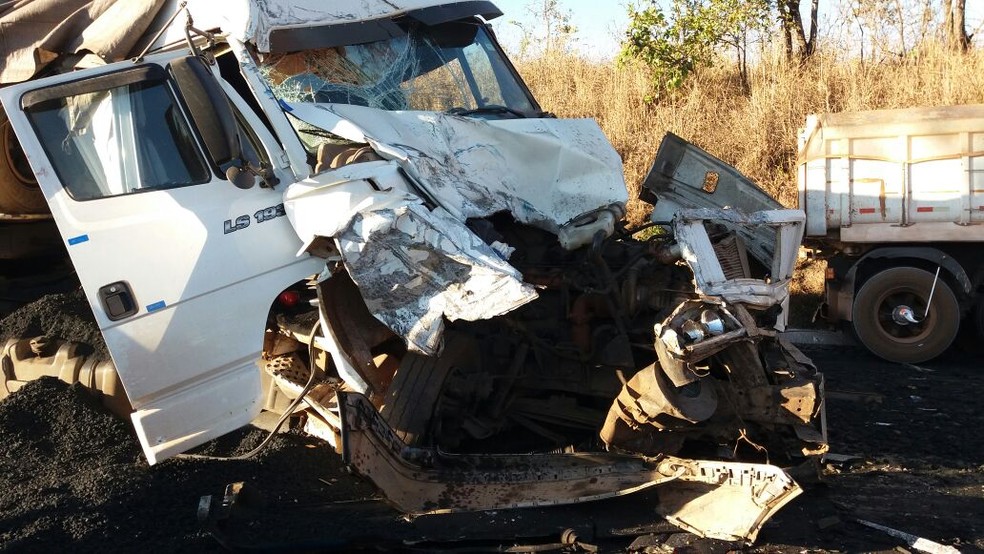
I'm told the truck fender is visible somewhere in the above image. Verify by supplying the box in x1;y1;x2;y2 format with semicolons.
829;247;972;322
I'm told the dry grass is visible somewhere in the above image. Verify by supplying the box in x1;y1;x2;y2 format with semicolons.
790;255;828;327
515;43;984;224
514;43;984;326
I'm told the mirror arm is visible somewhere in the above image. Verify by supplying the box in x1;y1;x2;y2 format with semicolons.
183;10;216;59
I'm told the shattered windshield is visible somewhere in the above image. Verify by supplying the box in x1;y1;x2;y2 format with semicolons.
259;21;537;116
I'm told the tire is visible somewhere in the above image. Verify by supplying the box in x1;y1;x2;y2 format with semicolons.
852;266;959;364
0;108;47;214
380;333;477;446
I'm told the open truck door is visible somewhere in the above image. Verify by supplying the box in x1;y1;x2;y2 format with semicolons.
0;57;322;463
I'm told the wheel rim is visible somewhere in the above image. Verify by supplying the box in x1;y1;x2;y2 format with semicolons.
2;119;35;185
873;287;933;343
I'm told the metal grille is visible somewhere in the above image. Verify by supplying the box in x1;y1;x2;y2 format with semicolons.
712;234;751;280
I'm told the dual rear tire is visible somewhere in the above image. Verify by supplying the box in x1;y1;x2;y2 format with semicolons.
852;267;960;364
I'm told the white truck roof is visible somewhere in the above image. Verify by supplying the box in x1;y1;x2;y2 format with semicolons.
180;0;501;52
0;0;501;83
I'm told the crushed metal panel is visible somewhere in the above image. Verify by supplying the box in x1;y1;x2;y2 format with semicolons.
337;200;536;354
284;160;415;244
645;133;789;266
284;168;537;355
282;105;626;353
654;460;802;544
285;103;628;231
644;132;782;216
673;208;805;308
336;391;803;542
338;391;678;512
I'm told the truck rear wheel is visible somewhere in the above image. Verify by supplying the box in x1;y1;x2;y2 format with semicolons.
852;267;959;364
0;108;46;214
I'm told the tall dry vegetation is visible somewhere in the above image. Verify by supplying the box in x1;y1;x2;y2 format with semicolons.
514;44;984;223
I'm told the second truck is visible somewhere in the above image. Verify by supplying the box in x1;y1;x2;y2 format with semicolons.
799;105;984;363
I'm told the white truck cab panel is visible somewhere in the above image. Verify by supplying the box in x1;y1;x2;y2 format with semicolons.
0;55;322;463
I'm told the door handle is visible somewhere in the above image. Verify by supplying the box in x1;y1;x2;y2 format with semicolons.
98;281;138;321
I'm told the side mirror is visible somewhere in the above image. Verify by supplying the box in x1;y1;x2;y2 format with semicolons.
225;165;258;189
170;56;254;189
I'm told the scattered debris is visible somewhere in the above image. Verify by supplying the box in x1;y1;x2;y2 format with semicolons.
4;348;984;551
854;519;961;554
826;389;884;404
903;364;936;373
823;453;865;473
824;453;864;464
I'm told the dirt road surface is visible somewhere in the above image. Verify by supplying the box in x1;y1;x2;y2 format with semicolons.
1;294;982;552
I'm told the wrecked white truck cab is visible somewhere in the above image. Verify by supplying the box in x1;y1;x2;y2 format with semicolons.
0;0;825;543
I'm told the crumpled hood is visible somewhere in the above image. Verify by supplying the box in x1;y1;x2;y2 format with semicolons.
283;105;628;355
284;102;628;232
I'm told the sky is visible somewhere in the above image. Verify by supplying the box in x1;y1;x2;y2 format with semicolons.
489;0;629;60
488;0;984;60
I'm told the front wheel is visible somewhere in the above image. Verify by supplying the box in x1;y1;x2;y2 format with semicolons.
0;108;46;213
852;267;959;364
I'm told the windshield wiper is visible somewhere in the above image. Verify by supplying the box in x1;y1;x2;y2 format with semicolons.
445;105;533;119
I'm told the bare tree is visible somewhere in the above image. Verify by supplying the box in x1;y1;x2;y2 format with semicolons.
777;0;819;60
943;0;970;51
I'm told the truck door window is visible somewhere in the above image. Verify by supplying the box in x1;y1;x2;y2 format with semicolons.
23;71;210;201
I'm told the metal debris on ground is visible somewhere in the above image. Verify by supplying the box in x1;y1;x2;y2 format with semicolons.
855;519;962;554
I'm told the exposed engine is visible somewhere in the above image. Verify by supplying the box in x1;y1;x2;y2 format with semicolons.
266;210;825;468
257;121;824;541
383;214;690;452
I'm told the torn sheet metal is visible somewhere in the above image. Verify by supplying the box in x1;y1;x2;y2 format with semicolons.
644;132;782;218
338;200;535;355
283;160;409;245
654;459;801;544
673;208;805;308
285;102;628;232
337;391;802;543
645;133;794;269
284;166;537;355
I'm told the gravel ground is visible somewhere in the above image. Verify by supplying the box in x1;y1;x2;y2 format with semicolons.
758;346;984;553
0;378;381;553
1;292;982;553
0;287;108;360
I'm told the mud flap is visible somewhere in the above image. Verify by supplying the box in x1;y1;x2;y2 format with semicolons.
336;392;801;542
